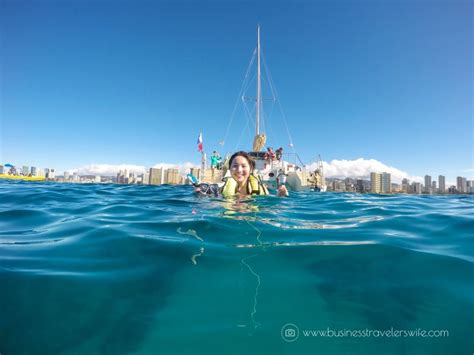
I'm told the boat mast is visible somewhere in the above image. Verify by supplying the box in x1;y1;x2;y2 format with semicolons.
251;25;266;152
256;25;261;136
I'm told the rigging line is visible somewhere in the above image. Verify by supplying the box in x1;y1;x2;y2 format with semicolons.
266;103;276;140
243;72;257;98
245;104;256;146
222;48;257;147
243;97;256;123
261;78;274;136
243;95;257;132
235;101;255;150
261;104;275;140
260;51;281;147
261;55;277;128
265;110;278;149
262;51;296;153
261;51;277;101
260;75;277;143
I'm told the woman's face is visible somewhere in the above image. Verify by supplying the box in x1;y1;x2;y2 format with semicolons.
230;156;251;185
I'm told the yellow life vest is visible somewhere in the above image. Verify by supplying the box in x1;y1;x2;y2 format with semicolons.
221;174;269;198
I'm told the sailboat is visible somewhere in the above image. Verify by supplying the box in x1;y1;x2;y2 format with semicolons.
202;26;326;192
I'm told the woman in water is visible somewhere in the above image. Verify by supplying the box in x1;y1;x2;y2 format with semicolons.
195;151;288;197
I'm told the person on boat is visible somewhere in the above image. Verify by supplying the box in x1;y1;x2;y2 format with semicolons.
275;147;283;161
210;151;222;177
276;169;289;197
194;151;288;198
263;147;276;168
307;169;322;190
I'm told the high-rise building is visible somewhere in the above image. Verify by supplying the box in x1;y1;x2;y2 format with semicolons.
343;178;355;192
431;181;437;193
149;168;164;185
370;172;381;193
424;175;432;194
141;172;150;185
166;168;180;184
402;178;409;193
391;183;401;193
64;171;70;180
117;170;124;184
355;179;370;193
467;180;474;193
371;172;391;193
412;182;422;194
438;175;446;193
457;176;467;193
328;179;344;192
336;180;345;192
381;172;391;193
49;169;55;179
22;166;29;176
30;167;37;176
117;170;132;184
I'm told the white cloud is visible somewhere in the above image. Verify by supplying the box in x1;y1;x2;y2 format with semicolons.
307;158;423;183
67;164;147;176
68;158;443;185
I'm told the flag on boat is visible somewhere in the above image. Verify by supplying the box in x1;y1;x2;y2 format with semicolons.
197;132;203;152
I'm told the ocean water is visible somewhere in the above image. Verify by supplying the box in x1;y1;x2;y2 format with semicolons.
1;180;473;355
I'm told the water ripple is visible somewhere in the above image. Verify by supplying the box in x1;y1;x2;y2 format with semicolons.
1;180;473;270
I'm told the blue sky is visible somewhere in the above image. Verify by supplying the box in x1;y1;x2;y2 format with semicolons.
1;0;472;182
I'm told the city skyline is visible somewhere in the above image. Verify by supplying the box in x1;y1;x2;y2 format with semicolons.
1;1;472;184
2;160;472;190
3;161;474;195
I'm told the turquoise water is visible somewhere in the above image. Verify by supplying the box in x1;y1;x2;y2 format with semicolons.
1;180;473;355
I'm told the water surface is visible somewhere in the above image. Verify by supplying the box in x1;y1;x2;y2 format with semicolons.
1;180;473;354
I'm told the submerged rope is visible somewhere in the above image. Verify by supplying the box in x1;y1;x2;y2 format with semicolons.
177;227;203;241
177;227;205;265
241;254;261;329
239;214;265;330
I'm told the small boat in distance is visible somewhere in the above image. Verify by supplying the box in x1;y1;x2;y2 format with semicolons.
0;174;45;182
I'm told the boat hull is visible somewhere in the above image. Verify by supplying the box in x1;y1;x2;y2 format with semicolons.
0;174;46;182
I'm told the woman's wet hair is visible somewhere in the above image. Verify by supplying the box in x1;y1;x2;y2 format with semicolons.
229;151;255;171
